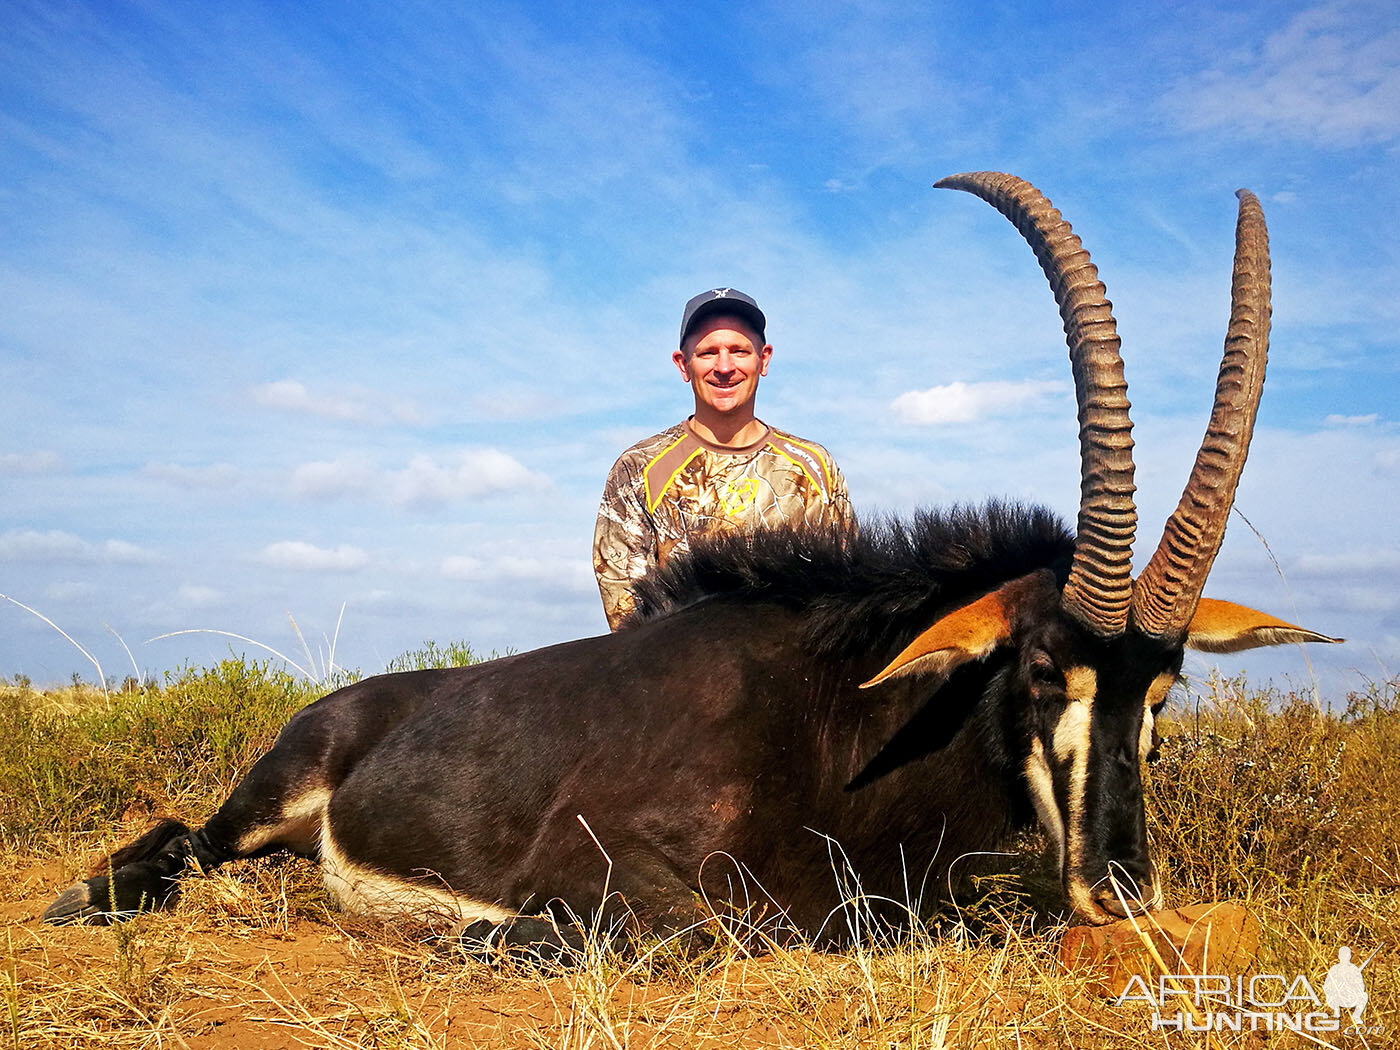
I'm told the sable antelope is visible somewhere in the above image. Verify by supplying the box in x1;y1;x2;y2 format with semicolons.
45;173;1339;952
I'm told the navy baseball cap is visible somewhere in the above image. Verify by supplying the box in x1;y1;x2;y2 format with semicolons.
679;288;767;348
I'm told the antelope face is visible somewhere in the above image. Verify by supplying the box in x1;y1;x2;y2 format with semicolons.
1017;624;1179;923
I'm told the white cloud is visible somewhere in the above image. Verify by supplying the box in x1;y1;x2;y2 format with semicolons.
1324;413;1380;427
44;580;96;601
1293;549;1400;576
1161;2;1400;147
440;553;592;593
142;461;242;487
441;555;484;579
103;539;154;563
287;450;547;506
251;379;423;425
0;529;157;564
891;380;1068;425
176;584;222;607
0;450;63;474
291;457;377;498
465;388;572;422
496;555;594;592
388;450;549;508
1328;586;1400;614
257;541;369;572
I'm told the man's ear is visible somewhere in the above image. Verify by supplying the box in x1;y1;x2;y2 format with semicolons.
1185;598;1343;653
672;348;691;382
758;343;773;377
861;584;1014;688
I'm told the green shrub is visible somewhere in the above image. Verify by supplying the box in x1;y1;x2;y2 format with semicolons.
0;659;317;854
382;639;493;672
0;643;495;856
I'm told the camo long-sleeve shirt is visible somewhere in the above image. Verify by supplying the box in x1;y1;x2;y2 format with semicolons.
593;419;854;629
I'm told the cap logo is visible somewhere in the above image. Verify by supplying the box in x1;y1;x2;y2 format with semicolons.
712;288;731;298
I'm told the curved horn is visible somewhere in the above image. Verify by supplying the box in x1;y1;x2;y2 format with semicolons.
936;172;1136;637
1131;190;1270;640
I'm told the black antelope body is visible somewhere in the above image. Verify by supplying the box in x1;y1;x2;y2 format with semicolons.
45;173;1339;951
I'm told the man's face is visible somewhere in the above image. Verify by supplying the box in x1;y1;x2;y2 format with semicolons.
673;314;772;418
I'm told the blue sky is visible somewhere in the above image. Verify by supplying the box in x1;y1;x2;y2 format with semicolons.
2;0;1397;699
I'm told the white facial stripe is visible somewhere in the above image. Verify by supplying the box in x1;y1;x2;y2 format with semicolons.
1139;671;1175;762
1025;737;1065;866
1052;669;1097;890
319;815;513;928
1052;687;1093;763
1145;671;1176;709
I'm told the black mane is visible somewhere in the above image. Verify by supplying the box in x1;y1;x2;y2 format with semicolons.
627;501;1075;659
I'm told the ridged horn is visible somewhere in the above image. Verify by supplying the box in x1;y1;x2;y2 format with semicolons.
1131;190;1270;640
936;172;1136;637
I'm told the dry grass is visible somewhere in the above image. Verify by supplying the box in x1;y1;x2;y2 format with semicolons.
1;655;1395;1048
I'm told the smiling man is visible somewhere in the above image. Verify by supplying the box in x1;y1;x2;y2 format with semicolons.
593;288;854;629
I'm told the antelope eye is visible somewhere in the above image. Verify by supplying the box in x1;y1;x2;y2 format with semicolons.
1029;652;1061;685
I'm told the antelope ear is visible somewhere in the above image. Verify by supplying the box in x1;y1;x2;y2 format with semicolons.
861;585;1013;688
1185;598;1344;653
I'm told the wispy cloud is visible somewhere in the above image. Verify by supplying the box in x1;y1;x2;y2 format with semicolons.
753;3;954;175
0;450;63;474
465;388;574;422
441;555;483;579
251;379;424;425
288;450;549;507
44;580;97;602
1324;413;1380;426
1161;1;1400;147
441;553;593;593
256;541;369;573
176;584;222;607
0;529;157;564
1327;586;1400;614
1293;549;1400;575
389;451;549;508
290;457;378;499
142;462;243;487
891;380;1068;425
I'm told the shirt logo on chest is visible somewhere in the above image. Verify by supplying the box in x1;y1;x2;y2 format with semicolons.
719;477;761;517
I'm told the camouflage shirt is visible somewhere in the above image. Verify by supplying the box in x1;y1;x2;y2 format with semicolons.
593;419;854;629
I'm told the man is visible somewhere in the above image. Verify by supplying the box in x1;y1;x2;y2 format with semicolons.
593;288;854;629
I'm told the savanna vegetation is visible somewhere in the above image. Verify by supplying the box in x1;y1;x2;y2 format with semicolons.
1;644;1394;1048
